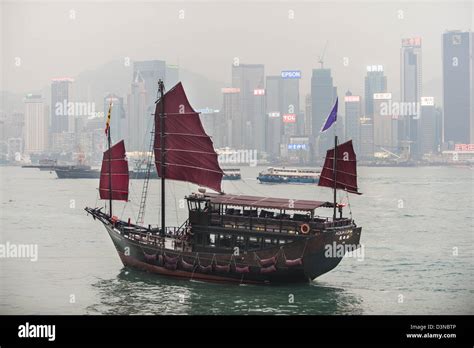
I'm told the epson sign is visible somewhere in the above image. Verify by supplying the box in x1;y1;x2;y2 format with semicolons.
281;70;301;79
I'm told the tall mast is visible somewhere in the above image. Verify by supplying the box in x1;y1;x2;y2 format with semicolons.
107;104;113;217
158;79;166;236
333;134;337;220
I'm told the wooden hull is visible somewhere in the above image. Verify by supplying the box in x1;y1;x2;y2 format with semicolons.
102;221;362;285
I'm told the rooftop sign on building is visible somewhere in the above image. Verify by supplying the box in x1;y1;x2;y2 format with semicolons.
373;93;392;100
344;96;360;102
402;37;422;47
221;88;240;94
366;65;383;72
281;70;301;79
420;97;434;106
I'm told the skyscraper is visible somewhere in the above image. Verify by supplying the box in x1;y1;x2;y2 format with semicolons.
373;93;398;152
51;78;73;134
252;89;266;152
265;76;282;157
400;37;422;158
304;94;312;136
281;71;301;140
133;60;166;106
364;66;387;117
232;64;265;149
24;94;48;154
344;91;361;154
127;72;148;151
359;116;374;160
264;71;301;155
220;88;241;148
311;68;337;157
442;30;474;144
166;64;179;87
129;60;166;151
419;97;442;155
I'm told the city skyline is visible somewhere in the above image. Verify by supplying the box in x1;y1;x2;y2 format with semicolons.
2;1;472;103
1;2;473;166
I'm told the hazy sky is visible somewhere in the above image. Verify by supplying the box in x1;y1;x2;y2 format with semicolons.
2;1;473;104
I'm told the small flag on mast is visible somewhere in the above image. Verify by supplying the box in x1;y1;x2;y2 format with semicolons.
105;101;112;135
320;97;338;133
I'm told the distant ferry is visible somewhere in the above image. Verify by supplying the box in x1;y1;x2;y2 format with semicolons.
54;165;100;179
222;168;241;180
257;167;320;184
54;164;160;179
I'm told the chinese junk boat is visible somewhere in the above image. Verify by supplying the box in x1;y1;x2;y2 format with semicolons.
85;81;362;284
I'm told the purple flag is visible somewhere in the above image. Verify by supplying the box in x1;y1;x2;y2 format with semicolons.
320;98;338;133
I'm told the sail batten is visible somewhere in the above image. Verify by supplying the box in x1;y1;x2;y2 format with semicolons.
99;140;129;201
318;140;361;195
154;82;223;192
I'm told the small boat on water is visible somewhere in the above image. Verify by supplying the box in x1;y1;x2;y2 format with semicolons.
55;164;101;178
222;168;241;180
257;167;320;184
85;82;362;284
53;162;159;179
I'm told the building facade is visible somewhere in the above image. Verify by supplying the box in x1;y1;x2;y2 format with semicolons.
442;30;474;144
24;94;48;154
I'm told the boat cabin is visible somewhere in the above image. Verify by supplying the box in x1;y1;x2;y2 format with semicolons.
186;192;351;253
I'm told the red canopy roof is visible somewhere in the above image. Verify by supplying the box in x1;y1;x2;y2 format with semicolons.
205;193;332;211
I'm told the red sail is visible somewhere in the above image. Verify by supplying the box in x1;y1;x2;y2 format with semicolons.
99;140;129;201
318;140;361;195
154;82;223;192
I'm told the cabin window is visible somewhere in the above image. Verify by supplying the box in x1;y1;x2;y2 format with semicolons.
236;235;246;249
248;236;261;250
209;234;216;246
218;234;232;248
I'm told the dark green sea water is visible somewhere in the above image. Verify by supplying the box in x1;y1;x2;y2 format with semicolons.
1;165;473;314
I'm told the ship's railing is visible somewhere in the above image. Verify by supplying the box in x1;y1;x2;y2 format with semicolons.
209;213;352;234
122;226;192;252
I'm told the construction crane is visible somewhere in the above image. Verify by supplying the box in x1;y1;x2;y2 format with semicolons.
318;41;328;69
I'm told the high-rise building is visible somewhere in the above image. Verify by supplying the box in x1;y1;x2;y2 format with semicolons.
232;64;265;149
265;76;282;156
129;61;166;151
311;68;337;157
281;72;301;140
359;116;374;159
24;94;48;154
400;37;422;158
344;91;362;154
166;64;179;87
364;66;387;117
264;71;302;154
220;88;241;148
373;93;398;152
127;72;148;151
419;97;442;155
51;78;73;134
252;89;266;152
104;94;126;143
442;30;474;144
133;60;166;106
266;112;281;159
304;94;312;136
